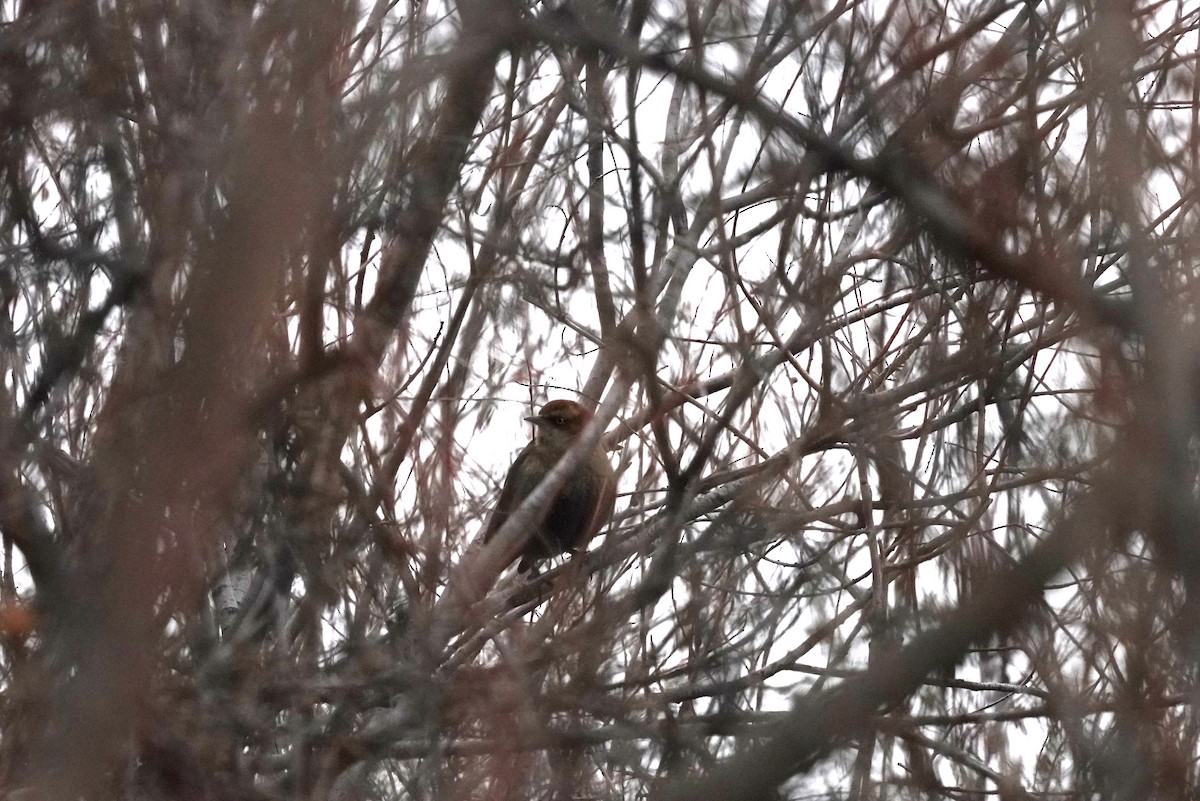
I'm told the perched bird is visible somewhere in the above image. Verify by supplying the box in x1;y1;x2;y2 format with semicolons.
484;399;617;573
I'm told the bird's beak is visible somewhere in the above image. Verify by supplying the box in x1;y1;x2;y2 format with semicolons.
524;415;547;427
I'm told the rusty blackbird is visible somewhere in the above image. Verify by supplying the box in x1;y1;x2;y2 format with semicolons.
484;399;616;573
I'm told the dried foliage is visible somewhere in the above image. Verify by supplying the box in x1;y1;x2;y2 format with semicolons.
1;0;1199;799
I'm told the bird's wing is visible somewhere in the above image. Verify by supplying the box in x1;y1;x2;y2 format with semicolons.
483;444;538;543
582;462;617;545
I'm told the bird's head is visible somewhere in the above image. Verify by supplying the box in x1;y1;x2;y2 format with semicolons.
526;399;591;447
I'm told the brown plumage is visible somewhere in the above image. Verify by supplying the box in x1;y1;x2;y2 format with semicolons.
484;399;617;573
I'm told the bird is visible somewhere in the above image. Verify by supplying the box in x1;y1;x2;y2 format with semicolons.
484;399;617;573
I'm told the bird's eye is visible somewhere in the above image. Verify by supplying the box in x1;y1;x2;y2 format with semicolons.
554;416;565;425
